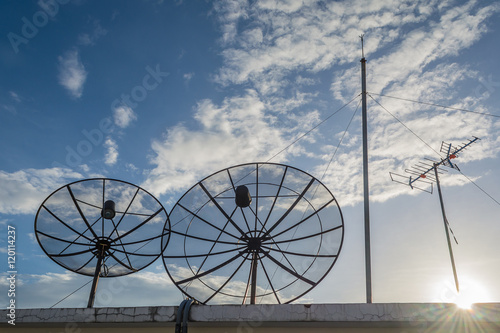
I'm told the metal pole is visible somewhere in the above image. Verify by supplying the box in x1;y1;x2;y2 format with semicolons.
250;253;258;304
433;164;460;293
361;55;372;303
87;254;103;308
87;243;107;308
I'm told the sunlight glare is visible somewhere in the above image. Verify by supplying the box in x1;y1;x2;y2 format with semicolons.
438;278;489;310
455;292;474;310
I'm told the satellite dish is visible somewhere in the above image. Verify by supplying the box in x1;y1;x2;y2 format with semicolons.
162;162;344;304
34;178;169;307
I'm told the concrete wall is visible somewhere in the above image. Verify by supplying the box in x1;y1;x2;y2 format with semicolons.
1;303;500;333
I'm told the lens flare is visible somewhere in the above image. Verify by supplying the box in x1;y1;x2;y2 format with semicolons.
455;292;475;310
437;278;489;310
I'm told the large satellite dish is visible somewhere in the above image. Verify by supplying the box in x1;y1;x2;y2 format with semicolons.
162;162;344;304
34;178;169;307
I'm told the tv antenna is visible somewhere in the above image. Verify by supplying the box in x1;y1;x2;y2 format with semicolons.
162;162;344;305
34;178;169;308
390;136;480;292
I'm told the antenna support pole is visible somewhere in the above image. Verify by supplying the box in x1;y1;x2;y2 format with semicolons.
360;41;372;303
87;244;107;308
87;255;103;308
250;253;258;304
433;164;460;293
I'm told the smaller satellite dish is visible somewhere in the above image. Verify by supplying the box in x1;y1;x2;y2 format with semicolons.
34;178;170;307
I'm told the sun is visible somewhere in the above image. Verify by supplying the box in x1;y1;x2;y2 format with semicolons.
437;277;489;310
455;292;475;310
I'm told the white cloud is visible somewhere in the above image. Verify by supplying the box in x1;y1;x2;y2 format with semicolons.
77;34;93;46
333;1;500;101
142;0;500;210
256;0;304;13
80;164;90;172
104;137;119;166
30;271;75;284
295;75;318;86
142;90;314;197
213;0;249;44
57;49;88;98
2;92;21;115
214;0;500;99
183;72;194;83
2;105;16;115
206;0;500;207
28;232;37;244
126;163;138;171
321;64;498;205
113;105;137;128
0;168;83;215
0;270;179;308
78;20;108;46
213;0;437;94
9;91;21;102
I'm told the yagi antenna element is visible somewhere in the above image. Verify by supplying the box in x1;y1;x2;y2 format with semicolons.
390;136;480;193
390;136;480;293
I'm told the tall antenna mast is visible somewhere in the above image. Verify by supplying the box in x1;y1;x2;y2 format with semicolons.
360;34;372;303
390;136;480;292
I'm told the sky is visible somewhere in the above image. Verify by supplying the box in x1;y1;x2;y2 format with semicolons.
1;0;500;309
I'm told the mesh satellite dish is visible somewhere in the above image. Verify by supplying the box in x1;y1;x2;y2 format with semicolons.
34;178;169;307
162;162;344;305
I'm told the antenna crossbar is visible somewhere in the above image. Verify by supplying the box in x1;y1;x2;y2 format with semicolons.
405;136;479;189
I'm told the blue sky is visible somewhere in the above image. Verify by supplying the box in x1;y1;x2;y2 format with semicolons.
1;0;500;308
